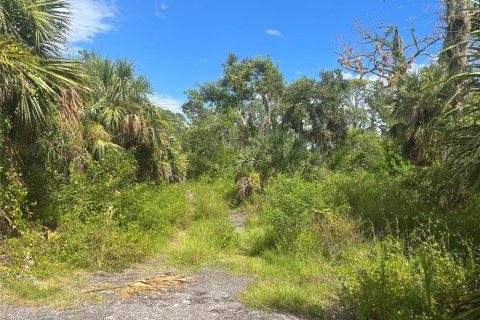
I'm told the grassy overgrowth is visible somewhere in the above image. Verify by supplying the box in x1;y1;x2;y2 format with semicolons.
166;180;238;268
227;253;338;317
1;171;478;318
165;180;343;317
0;165;192;307
166;174;480;319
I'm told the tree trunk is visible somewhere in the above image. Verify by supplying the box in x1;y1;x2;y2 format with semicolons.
442;0;471;76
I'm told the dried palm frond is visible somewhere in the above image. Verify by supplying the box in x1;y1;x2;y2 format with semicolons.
84;273;194;298
59;87;83;128
122;114;142;137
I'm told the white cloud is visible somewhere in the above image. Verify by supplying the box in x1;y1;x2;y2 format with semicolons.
63;45;84;58
342;71;358;80
266;29;284;37
342;71;379;81
155;2;169;18
68;0;118;43
149;93;184;114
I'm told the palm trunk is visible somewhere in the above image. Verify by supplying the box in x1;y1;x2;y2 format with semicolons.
442;0;471;76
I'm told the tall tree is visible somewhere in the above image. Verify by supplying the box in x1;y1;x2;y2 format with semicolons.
283;70;349;156
442;0;472;76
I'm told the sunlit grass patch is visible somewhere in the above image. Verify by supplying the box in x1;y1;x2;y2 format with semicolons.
0;271;101;308
242;281;331;317
170;219;237;269
222;251;338;318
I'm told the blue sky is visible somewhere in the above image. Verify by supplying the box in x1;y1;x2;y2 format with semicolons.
68;0;441;113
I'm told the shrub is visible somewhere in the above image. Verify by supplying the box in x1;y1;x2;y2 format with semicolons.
0;168;32;238
3;148;191;272
49;150;137;223
259;175;349;253
117;183;191;233
51;208;147;270
340;237;476;320
329;129;411;175
300;208;364;260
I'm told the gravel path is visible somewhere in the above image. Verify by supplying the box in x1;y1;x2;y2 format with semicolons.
0;205;306;320
0;268;302;320
231;207;246;233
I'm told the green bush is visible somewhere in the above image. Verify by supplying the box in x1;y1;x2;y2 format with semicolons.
49;150;137;223
117;183;191;233
340;237;476;320
52;207;147;270
329;129;411;175
258;175;350;253
0;168;32;238
2;149;191;273
298;208;364;260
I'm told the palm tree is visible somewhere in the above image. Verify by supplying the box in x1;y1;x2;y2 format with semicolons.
389;64;449;165
0;0;85;235
237;126;311;187
81;53;187;182
0;0;85;130
444;2;480;186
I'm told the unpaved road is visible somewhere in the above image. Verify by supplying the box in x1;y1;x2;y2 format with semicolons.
0;268;302;320
0;207;305;320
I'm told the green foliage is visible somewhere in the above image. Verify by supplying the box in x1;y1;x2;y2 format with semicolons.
260;176;321;252
238;127;313;185
181;112;234;179
282;70;349;156
50;150;137;221
117;183;191;232
0;168;31;238
330;129;411;175
82;52;187;183
234;172;480;319
1;149;191;273
343;79;387;131
1;2;480;319
320;169;431;233
51;207;147;270
389;64;449;165
0;0;85;129
171;182;237;268
340;237;476;320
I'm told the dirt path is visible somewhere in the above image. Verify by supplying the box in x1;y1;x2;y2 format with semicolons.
0;267;302;320
230;207;246;233
0;202;306;320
